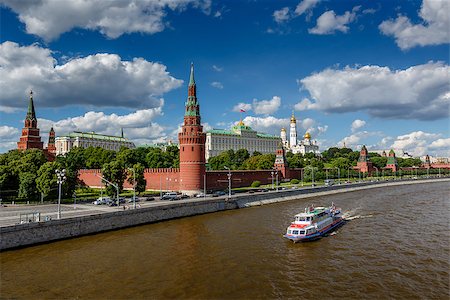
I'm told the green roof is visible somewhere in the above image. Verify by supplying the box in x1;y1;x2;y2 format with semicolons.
206;128;279;139
63;131;131;142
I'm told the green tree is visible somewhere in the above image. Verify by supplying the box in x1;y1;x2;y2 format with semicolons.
36;162;61;199
102;160;127;197
127;163;146;195
18;172;37;200
370;157;387;169
287;153;304;168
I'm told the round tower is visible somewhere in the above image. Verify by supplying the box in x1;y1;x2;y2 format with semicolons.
178;63;206;195
289;111;297;147
280;127;288;148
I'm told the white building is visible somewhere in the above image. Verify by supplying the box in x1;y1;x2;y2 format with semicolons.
280;112;320;156
55;131;135;155
205;120;280;161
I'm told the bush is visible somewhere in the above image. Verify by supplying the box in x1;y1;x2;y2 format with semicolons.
290;179;299;184
251;181;261;187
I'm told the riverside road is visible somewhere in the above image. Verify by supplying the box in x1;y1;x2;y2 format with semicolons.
1;177;448;228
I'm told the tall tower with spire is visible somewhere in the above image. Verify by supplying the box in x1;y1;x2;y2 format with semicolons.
178;63;206;194
17;90;44;150
289;111;297;147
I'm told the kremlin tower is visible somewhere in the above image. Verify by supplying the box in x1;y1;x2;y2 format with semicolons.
178;63;206;195
357;145;374;173
17;91;44;150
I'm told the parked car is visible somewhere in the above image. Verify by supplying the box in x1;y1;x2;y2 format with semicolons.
213;191;226;197
161;192;179;200
196;193;206;198
145;197;155;201
179;194;189;199
127;197;140;203
93;197;111;205
108;202;118;207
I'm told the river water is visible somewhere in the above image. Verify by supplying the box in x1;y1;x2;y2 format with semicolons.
1;181;449;299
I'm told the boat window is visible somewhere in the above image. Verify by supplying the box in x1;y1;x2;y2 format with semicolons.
293;230;299;235
299;230;305;234
306;217;310;221
288;230;292;234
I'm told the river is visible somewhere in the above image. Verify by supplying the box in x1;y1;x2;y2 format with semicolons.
1;181;449;299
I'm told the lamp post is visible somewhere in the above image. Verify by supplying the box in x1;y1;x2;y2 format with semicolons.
439;168;441;178
224;166;232;199
275;170;279;191
270;171;275;190
374;167;379;180
96;175;119;207
128;167;136;209
73;192;77;210
306;166;314;187
301;168;304;187
55;169;66;219
326;169;329;181
347;166;351;183
334;167;340;184
203;174;206;200
382;169;385;180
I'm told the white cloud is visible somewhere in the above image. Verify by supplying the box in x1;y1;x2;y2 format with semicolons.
252;96;281;115
273;7;291;23
1;0;212;41
338;131;382;149
298;62;450;120
212;65;223;72
0;126;19;139
390;131;444;157
295;0;321;16
351;119;366;132
0;41;182;111
309;7;359;34
294;98;314;111
210;81;224;89
379;0;450;50
232;96;281;115
232;103;252;113
242;116;288;135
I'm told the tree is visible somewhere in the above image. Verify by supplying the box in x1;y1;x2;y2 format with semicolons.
18;172;37;200
287;153;304;168
331;157;351;169
370;157;387;169
235;149;250;167
127;163;146;195
102;160;127;197
36;162;61;199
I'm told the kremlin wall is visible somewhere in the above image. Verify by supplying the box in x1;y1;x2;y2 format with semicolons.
17;64;450;194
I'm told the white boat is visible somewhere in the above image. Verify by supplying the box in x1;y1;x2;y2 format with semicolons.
283;203;345;243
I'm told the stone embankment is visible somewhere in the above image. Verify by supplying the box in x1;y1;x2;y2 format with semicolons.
1;178;448;251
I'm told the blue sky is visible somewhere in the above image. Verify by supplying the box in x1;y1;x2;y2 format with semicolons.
0;0;449;157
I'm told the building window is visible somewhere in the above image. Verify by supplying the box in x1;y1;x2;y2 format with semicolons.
192;146;194;151
182;147;185;151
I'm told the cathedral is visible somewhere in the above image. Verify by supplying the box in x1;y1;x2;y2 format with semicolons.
280;112;320;156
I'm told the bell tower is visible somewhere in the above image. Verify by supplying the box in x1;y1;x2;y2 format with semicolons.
289;111;297;147
178;63;206;195
17;90;44;150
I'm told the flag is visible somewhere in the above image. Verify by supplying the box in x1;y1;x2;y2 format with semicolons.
240;109;246;112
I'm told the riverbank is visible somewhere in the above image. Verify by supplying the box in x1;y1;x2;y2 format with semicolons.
1;178;448;251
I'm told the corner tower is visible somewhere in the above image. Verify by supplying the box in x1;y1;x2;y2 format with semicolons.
178;63;206;195
17;90;44;150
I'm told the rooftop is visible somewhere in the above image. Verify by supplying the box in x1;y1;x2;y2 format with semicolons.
58;131;132;142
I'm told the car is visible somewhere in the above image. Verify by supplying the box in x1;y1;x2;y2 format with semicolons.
179;194;189;199
248;190;255;194
127;197;140;203
196;193;206;198
145;197;155;201
93;197;111;205
108;202;118;207
213;191;226;197
161;192;179;201
260;189;269;192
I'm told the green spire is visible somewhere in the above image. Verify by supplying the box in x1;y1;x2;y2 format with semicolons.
26;90;36;121
189;62;195;86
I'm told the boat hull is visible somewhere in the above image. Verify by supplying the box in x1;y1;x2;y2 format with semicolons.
284;218;346;243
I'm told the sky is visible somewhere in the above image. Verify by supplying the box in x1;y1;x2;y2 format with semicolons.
0;0;449;157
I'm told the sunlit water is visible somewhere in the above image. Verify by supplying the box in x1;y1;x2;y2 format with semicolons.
1;181;449;299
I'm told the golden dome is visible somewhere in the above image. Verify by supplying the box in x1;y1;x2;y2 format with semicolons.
281;127;286;132
238;119;245;126
290;111;296;123
304;132;311;139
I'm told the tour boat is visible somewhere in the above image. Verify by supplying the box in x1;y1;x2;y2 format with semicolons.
283;203;345;243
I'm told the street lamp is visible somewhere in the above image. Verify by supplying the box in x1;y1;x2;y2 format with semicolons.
374;167;379;180
128;167;136;209
55;169;66;219
275;170;279;191
224;166;232;198
347;166;351;183
333;167;340;184
96;174;119;207
306;166;314;187
270;171;275;190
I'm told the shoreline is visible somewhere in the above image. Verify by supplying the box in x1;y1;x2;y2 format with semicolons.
1;177;448;251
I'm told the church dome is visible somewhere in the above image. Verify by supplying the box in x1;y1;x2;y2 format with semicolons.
290;115;296;123
281;127;286;132
304;132;311;139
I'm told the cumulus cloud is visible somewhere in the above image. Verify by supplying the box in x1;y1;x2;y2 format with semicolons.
232;96;281;115
390;131;444;157
0;41;182;111
242;116;289;135
379;0;450;50
351;119;366;132
295;0;321;16
210;81;224;89
309;6;359;34
1;0;212;41
294;98;314;111
298;62;450;120
273;7;291;23
339;131;381;149
0;125;19;139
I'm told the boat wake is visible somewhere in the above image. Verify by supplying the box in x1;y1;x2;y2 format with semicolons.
343;214;373;221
